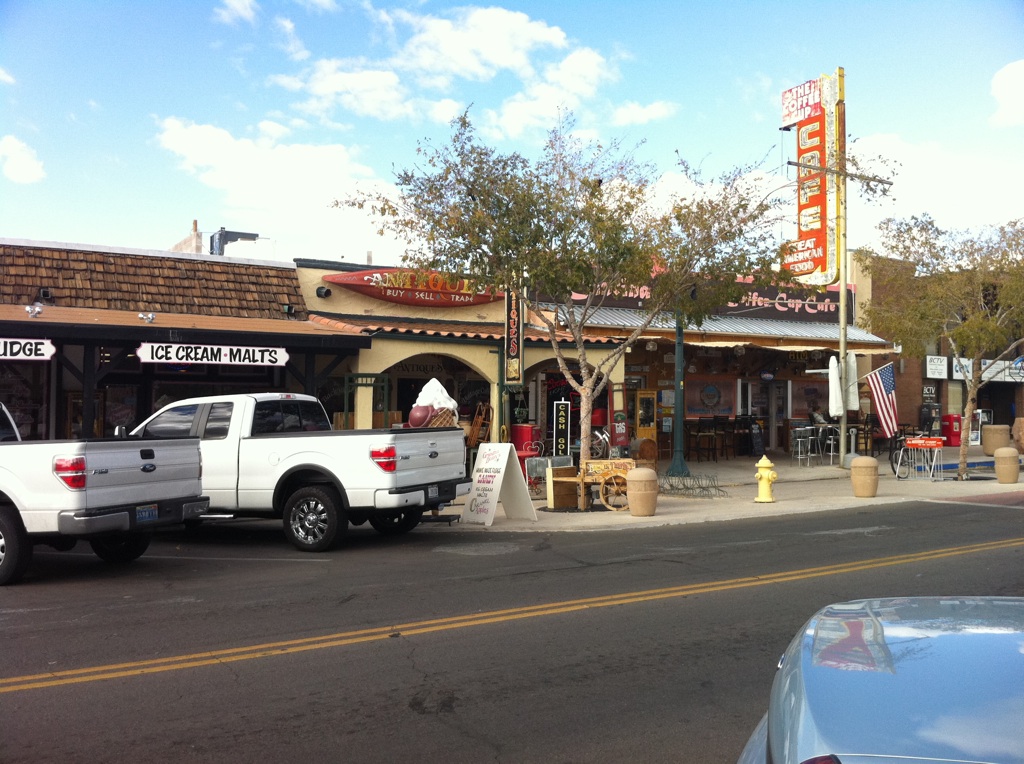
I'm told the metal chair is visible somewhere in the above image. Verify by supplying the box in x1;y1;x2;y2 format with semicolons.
820;426;840;465
693;417;718;462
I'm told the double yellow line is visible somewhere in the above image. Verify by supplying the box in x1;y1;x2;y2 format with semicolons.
4;537;1023;694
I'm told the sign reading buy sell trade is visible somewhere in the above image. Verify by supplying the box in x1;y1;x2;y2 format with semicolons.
781;69;844;286
322;267;502;307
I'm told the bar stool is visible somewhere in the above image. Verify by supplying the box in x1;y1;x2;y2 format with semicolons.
792;427;814;467
820;426;840;465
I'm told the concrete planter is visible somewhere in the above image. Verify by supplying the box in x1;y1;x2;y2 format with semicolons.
626;467;658;517
851;456;879;498
982;424;1011;456
994;446;1021;484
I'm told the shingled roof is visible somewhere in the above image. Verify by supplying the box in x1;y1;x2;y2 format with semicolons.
0;240;308;320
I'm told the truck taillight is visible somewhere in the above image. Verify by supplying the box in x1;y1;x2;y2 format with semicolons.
54;456;87;490
371;444;397;473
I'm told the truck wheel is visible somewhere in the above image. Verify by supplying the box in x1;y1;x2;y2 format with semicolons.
0;509;33;586
283;486;346;552
89;533;152;564
368;509;424;536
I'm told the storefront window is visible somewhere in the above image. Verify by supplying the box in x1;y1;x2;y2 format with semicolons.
0;362;49;440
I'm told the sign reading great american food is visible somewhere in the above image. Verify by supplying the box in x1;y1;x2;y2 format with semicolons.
136;343;289;366
322;267;502;307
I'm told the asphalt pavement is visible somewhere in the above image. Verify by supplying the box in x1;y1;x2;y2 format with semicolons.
439;444;1024;532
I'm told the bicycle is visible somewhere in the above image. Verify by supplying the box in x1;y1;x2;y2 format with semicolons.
589;427;610;460
889;428;942;480
888;432;911;479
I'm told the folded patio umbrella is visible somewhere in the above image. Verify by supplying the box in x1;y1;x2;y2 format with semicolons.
828;356;843;418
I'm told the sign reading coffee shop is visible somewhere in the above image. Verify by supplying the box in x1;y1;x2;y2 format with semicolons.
0;338;56;361
323;268;502;307
136;343;289;366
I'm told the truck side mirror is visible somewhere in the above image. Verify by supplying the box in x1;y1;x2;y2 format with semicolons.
114;425;128;439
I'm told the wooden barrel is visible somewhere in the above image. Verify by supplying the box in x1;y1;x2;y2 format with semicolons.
629;437;658;462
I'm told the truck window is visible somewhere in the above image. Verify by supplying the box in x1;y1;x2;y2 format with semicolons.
0;406;18;442
280;401;304;432
252;399;329;435
252;401;283;435
299;400;331;431
143;404;199;438
202;402;233;439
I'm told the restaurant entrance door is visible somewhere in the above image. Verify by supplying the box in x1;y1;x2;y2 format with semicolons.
740;380;789;450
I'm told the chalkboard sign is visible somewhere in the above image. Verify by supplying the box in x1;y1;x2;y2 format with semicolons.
750;422;765;457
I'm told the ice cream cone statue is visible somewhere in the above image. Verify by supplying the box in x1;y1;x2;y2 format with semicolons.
407;378;459;428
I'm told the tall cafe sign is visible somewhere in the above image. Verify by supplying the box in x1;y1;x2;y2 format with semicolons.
781;68;844;287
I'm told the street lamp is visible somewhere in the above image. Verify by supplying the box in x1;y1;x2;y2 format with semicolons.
666;311;691;477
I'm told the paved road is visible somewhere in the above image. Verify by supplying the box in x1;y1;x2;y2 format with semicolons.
3;498;1023;763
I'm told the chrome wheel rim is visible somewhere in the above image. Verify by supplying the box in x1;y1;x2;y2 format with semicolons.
290;498;328;545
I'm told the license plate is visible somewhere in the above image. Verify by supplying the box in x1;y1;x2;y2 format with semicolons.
136;504;158;523
428;484;439;499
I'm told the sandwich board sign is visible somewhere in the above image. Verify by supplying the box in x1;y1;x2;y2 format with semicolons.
461;443;538;526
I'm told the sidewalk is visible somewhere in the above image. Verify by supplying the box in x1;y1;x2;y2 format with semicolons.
437;445;1024;533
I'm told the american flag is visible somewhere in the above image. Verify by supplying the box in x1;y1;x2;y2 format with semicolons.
866;362;899;438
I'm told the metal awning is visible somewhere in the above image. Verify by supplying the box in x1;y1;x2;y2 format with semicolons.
556;305;895;353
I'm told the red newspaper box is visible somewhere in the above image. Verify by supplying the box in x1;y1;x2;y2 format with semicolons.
941;414;962;447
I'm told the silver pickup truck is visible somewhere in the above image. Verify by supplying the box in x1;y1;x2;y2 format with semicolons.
0;403;208;585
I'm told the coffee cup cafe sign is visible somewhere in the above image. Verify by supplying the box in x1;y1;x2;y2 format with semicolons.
0;338;56;361
136;343;289;366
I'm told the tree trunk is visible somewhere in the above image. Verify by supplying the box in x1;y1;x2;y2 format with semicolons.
578;387;594;462
957;369;981;480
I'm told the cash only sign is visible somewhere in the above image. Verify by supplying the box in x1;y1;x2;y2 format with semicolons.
781;69;845;287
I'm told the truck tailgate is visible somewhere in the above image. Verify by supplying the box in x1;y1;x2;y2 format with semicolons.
84;438;203;510
392;429;467;487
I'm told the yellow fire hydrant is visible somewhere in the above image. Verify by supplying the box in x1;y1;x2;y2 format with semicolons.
754;455;777;503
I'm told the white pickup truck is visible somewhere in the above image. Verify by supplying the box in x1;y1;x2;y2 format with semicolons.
0;403;208;585
127;392;471;552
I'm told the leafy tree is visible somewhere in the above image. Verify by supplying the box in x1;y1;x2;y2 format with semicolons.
858;215;1024;478
340;112;784;457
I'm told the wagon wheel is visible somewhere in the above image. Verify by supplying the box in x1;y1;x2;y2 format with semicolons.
599;474;629;511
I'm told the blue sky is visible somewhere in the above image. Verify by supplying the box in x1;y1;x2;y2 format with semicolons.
1;0;1021;265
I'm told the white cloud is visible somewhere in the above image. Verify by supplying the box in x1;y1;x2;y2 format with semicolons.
845;131;1024;249
611;100;678;127
0;135;46;183
295;0;337;11
275;17;310;61
392;6;567;88
214;0;258;25
482;48;616;139
156;117;406;263
266;5;604;130
990;59;1024;127
296;60;413;120
0;68;15;86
